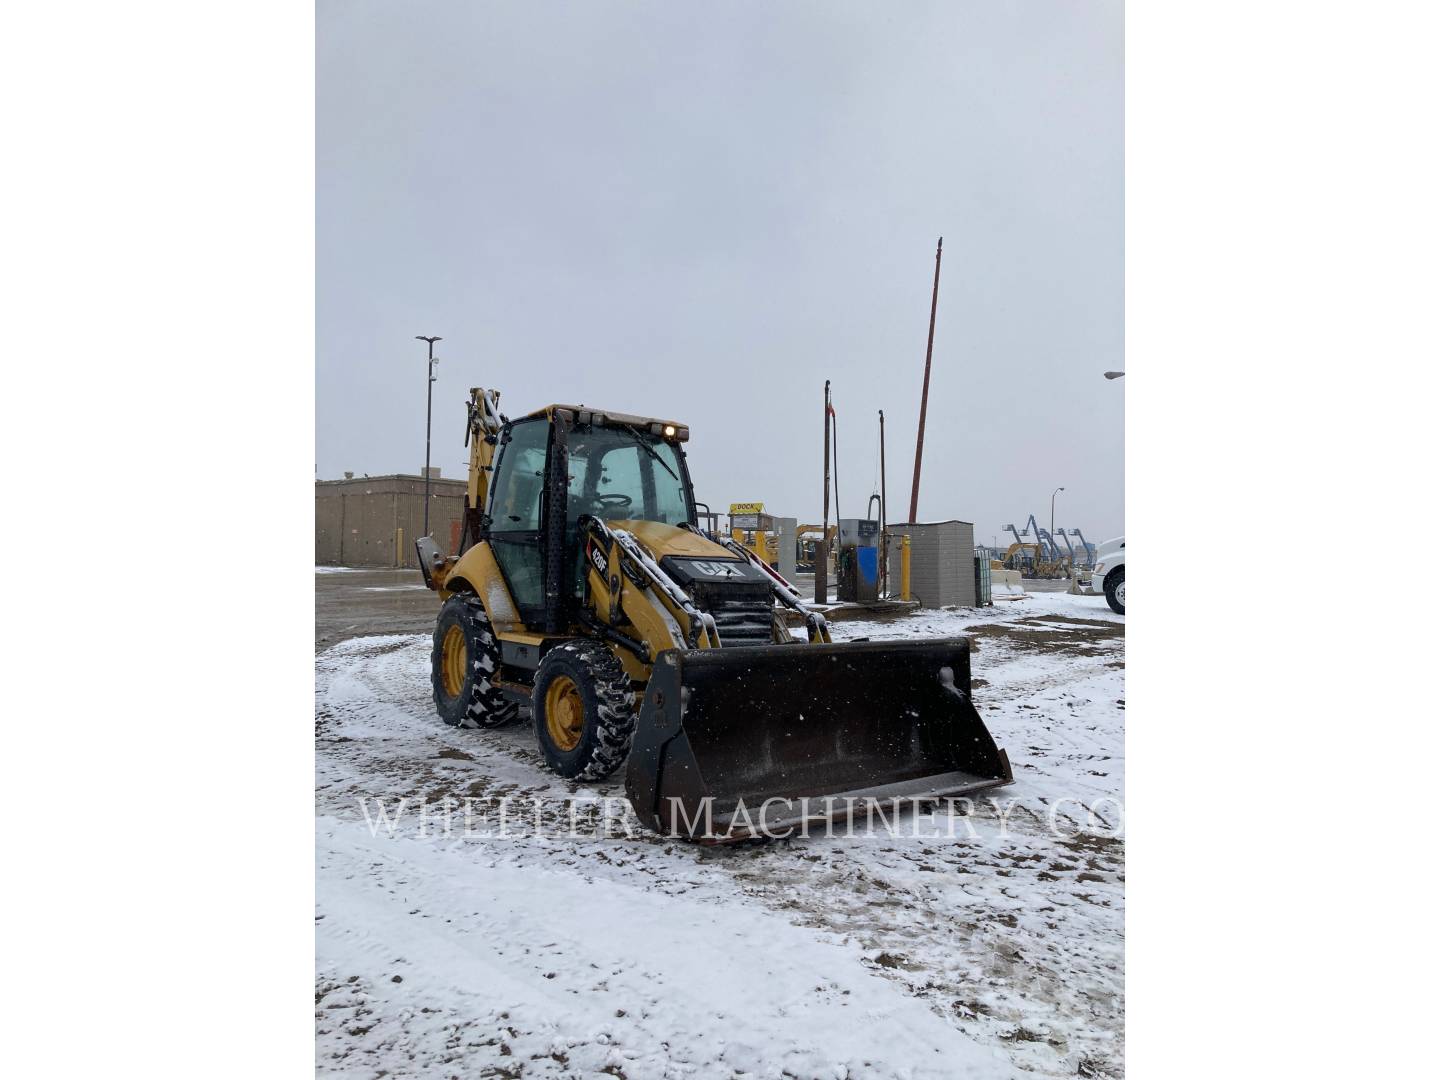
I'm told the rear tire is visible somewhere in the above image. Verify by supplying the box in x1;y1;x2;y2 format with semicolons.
432;595;519;729
1104;567;1126;615
533;641;637;780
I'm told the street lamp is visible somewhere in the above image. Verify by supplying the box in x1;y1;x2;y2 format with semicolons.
1051;486;1065;538
416;335;442;538
1103;371;1125;380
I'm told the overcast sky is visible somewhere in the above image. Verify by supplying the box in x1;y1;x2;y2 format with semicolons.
318;0;1123;547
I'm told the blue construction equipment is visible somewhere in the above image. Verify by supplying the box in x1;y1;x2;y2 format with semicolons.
1054;527;1076;562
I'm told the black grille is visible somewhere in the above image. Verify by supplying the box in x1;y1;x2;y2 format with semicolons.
658;555;776;647
703;597;774;647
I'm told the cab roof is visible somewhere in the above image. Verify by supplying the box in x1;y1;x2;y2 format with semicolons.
521;404;689;441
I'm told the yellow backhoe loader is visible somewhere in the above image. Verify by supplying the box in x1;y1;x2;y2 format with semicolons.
416;387;1012;839
1001;541;1071;580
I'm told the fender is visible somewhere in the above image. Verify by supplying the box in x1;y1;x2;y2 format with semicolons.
432;539;525;634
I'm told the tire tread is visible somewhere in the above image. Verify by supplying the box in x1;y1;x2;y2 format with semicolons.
534;639;637;780
432;595;519;729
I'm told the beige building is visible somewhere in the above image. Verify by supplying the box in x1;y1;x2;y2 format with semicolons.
316;473;468;567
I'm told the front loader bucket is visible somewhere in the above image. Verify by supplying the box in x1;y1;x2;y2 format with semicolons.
624;640;1012;840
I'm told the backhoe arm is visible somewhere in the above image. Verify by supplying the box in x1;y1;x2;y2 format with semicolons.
463;387;504;550
417;386;504;591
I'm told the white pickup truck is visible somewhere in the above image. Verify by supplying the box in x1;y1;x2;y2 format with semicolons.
1080;536;1125;614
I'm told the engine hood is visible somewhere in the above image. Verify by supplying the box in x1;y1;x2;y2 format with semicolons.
1095;535;1125;561
609;519;736;562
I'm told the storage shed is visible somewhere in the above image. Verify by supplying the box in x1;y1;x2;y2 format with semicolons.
886;519;978;608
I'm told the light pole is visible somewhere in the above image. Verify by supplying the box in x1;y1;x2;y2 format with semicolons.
1051;486;1065;539
416;335;441;538
1103;371;1125;379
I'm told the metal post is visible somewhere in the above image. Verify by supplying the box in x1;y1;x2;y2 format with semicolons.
1051;486;1064;539
908;237;943;523
816;380;832;605
878;409;888;597
417;335;441;539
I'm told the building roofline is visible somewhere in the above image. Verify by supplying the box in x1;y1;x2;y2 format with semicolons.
316;473;468;486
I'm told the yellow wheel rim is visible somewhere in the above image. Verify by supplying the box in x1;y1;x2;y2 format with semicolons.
544;675;585;752
440;624;467;699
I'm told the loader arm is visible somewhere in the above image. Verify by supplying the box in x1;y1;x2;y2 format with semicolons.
582;524;1011;841
579;515;719;661
711;532;831;643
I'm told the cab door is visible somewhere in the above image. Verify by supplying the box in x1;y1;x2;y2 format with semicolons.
485;417;549;622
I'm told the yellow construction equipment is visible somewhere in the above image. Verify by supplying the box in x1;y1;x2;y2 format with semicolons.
795;523;836;576
416;387;1012;839
1001;541;1071;580
727;502;779;565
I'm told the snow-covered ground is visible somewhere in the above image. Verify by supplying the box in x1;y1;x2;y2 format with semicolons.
316;591;1124;1078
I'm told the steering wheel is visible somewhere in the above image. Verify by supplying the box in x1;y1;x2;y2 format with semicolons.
594;493;633;511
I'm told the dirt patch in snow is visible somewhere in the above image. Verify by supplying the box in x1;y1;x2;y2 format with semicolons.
964;615;1123;657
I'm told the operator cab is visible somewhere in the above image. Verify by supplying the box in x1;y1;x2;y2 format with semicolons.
485;406;695;622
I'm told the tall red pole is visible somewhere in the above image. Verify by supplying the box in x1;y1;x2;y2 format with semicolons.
908;237;943;522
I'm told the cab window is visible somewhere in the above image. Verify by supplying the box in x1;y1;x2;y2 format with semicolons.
565;426;690;525
488;419;547;532
486;418;548;613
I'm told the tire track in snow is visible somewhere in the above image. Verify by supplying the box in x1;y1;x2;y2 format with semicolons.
317;817;1013;1079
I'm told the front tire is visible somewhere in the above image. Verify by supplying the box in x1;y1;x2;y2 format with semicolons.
1104;567;1126;615
431;595;519;729
533;641;637;780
